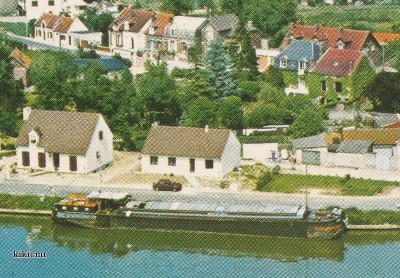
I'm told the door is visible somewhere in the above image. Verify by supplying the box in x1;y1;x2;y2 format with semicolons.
69;156;77;172
189;158;195;173
53;153;60;170
38;153;46;168
22;151;30;166
302;150;321;165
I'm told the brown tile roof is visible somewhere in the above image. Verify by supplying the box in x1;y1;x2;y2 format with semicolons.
111;7;153;32
150;12;174;35
16;110;102;156
141;125;231;159
35;13;59;28
372;32;400;44
283;25;369;51
53;17;75;33
383;120;400;129
10;48;32;68
313;48;363;77
343;129;400;145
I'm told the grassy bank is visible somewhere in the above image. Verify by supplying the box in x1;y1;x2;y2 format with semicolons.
0;22;27;36
259;174;396;196
297;5;400;32
0;150;16;158
0;193;61;211
346;208;400;225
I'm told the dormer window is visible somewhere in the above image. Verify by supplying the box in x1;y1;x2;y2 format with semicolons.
337;40;344;49
29;129;40;145
170;29;175;36
280;59;287;68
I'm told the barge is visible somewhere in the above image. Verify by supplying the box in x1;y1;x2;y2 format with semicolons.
51;192;346;239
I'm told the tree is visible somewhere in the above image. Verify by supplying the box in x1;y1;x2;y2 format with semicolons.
289;106;325;138
385;39;400;71
238;81;261;102
204;39;238;98
229;16;259;80
363;72;400;113
264;65;285;89
160;0;195;15
79;9;114;46
243;0;297;37
184;97;218;127
27;18;37;37
188;29;203;68
220;0;243;16
244;103;286;128
0;45;25;136
219;96;243;130
137;61;181;125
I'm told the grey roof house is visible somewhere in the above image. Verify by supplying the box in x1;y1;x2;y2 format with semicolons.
273;40;320;72
141;124;241;179
16;107;113;173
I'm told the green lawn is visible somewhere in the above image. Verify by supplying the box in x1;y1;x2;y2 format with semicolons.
0;193;61;210
297;5;400;32
0;22;27;36
257;174;396;196
345;208;400;225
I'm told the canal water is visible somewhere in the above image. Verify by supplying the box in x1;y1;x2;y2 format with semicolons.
1;215;400;277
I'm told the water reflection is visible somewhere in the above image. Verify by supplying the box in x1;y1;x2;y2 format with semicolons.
2;215;400;263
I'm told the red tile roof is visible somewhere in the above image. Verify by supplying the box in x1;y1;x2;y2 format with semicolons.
150;12;174;35
111;7;153;33
383;120;400;129
372;32;400;44
343;129;400;145
35;13;59;28
10;48;32;68
53;17;75;33
284;25;369;51
312;48;363;77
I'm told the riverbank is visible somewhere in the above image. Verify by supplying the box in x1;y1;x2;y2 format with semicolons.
1;193;400;229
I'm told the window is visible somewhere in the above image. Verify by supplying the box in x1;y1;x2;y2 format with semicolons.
22;152;30;167
131;38;134;49
150;156;158;165
321;80;327;92
68;36;71;45
38;153;46;168
280;59;287;68
48;0;54;6
32;1;38;7
335;82;342;93
170;29;175;36
98;131;103;140
168;157;176;166
205;159;214;169
96;151;100;159
298;61;306;70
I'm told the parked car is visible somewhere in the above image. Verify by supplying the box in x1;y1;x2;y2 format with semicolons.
153;179;182;192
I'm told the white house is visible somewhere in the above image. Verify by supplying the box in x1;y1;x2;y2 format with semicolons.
141;124;241;179
16;107;113;173
34;13;101;49
19;0;90;20
108;8;154;64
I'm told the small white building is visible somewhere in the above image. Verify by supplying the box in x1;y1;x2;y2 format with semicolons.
34;13;102;49
16;107;113;173
19;0;90;20
141;124;241;179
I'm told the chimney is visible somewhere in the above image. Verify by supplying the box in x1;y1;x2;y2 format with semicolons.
313;25;319;35
23;107;32;121
338;27;343;38
205;125;209;133
124;21;130;30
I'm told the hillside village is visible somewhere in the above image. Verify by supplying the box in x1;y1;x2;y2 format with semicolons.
0;0;399;193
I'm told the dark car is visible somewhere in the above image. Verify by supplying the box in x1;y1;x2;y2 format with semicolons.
153;179;182;192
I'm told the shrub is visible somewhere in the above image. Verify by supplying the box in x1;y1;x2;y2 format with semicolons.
256;171;274;191
340;174;351;185
219;180;230;189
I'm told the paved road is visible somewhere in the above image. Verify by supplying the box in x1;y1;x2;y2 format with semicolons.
1;179;399;211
